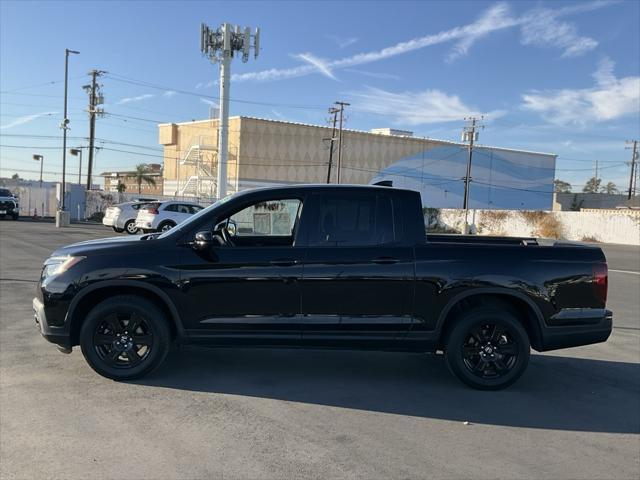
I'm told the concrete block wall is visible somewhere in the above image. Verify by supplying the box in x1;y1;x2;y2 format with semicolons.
428;209;640;246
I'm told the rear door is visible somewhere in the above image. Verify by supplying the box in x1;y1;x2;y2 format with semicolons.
299;191;414;348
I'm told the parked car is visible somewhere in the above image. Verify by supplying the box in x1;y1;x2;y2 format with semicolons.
102;202;152;234
0;188;19;220
135;200;205;233
33;185;612;389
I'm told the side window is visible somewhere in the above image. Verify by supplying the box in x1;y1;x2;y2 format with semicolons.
230;199;301;237
189;205;203;214
177;204;191;214
163;204;177;212
308;194;397;247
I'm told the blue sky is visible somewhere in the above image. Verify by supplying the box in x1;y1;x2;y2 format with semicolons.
1;0;639;191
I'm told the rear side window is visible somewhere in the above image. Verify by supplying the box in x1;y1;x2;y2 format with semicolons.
163;204;177;212
308;193;398;247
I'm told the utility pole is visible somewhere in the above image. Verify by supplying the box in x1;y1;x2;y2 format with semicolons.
462;116;483;234
626;140;638;200
201;22;260;199
335;101;349;184
324;107;339;183
84;70;105;191
60;48;79;212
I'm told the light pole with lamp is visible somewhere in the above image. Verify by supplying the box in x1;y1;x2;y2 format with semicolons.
70;148;83;185
33;154;44;217
58;48;80;227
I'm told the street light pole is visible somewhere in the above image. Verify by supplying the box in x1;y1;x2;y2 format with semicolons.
61;48;79;211
33;154;44;217
70;148;83;185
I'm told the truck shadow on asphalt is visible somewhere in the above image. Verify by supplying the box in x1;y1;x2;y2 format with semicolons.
136;347;640;434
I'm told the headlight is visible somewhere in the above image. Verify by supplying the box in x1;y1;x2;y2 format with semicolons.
42;255;86;278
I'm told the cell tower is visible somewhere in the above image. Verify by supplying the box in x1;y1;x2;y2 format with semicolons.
200;22;260;199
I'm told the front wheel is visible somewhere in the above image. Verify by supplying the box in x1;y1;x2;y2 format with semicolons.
124;220;138;235
79;295;171;380
444;306;530;390
159;221;175;232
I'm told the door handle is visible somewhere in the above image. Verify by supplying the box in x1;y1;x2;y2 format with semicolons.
270;259;298;267
372;257;400;265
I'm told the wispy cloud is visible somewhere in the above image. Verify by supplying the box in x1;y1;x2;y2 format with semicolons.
224;1;608;85
163;90;177;98
293;52;338;80
519;8;597;57
0;112;57;130
116;93;154;105
200;98;218;107
327;35;358;49
344;69;400;80
348;86;506;126
521;57;640;125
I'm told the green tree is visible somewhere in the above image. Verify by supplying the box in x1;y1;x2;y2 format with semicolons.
554;179;572;193
11;173;20;180
133;163;156;194
601;181;619;194
582;177;601;193
116;181;127;193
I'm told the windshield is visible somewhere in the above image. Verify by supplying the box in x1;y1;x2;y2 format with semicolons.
0;189;13;197
156;193;238;239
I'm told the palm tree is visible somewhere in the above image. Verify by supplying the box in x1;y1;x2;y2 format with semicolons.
133;163;157;194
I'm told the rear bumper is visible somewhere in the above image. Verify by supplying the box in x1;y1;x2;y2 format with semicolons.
102;217;116;227
538;308;612;351
33;297;72;349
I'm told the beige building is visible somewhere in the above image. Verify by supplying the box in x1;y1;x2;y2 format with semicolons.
158;116;462;196
158;116;556;210
100;163;164;195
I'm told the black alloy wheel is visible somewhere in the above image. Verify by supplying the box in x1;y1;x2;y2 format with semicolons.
93;312;153;369
445;306;530;390
80;295;170;380
461;323;519;379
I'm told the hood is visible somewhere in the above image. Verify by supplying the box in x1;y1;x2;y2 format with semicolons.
0;196;16;202
52;233;161;256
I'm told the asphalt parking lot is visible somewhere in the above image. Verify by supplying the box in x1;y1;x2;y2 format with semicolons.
1;221;638;480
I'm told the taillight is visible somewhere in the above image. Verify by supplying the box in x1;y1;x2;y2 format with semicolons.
593;263;608;305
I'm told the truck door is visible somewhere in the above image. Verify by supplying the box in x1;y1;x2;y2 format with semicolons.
299;191;414;348
176;197;305;345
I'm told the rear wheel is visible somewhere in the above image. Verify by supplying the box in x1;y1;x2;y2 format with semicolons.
112;226;124;233
79;295;171;380
124;220;138;234
12;213;18;220
444;306;530;390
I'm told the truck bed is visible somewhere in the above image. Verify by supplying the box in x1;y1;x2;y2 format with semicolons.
427;234;539;246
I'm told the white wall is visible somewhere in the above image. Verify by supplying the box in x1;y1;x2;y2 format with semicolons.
428;209;640;246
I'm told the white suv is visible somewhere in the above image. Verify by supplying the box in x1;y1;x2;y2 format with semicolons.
102;201;154;234
135;201;205;233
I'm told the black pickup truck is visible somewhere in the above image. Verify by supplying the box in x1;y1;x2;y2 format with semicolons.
33;185;612;389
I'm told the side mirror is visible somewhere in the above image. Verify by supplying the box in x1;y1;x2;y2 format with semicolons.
194;231;213;250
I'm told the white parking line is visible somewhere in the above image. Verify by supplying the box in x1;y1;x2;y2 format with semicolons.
609;269;640;275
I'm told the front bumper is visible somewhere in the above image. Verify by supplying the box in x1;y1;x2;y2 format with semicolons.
33;297;72;349
539;308;612;351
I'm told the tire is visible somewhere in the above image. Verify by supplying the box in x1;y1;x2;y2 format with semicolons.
12;214;19;220
79;295;171;381
112;226;125;233
444;306;530;390
124;220;138;235
158;221;176;232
